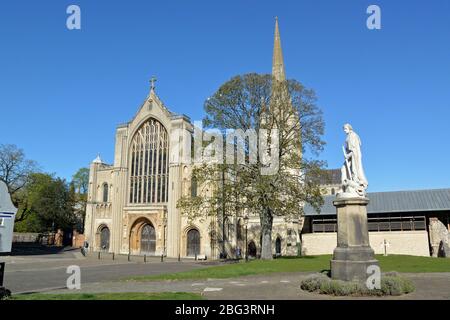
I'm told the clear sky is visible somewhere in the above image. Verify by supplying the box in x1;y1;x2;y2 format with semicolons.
1;0;449;192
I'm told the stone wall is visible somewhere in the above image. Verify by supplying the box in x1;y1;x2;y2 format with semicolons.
429;218;450;257
72;231;85;248
302;232;336;256
13;233;40;243
302;230;430;256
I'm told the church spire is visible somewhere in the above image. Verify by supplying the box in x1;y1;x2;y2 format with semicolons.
272;17;286;82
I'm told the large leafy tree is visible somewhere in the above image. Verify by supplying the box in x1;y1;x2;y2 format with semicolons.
71;167;89;231
72;167;89;195
178;73;326;260
0;144;39;222
14;173;76;232
0;144;38;194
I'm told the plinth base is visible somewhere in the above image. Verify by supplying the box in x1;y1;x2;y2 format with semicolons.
330;197;379;282
331;246;378;282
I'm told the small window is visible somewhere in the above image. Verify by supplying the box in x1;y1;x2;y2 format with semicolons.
223;218;231;241
237;219;243;241
191;177;198;197
102;183;109;202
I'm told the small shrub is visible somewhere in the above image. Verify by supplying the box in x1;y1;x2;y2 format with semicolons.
381;276;403;295
300;273;414;297
380;276;415;295
318;278;333;294
0;287;12;300
399;277;415;294
300;273;328;292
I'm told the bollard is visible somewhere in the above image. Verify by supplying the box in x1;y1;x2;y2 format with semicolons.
128;253;130;262
98;252;101;260
0;262;5;287
178;253;180;262
112;252;115;260
195;253;197;261
144;254;147;263
161;254;164;262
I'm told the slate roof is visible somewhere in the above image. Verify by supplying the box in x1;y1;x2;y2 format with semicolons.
304;188;450;216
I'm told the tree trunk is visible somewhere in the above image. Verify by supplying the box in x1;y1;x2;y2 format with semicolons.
260;207;273;260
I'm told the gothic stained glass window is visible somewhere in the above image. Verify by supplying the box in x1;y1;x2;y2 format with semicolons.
129;118;169;204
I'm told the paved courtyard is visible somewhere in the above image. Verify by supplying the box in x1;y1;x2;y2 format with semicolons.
46;271;450;300
1;249;208;294
2;250;450;299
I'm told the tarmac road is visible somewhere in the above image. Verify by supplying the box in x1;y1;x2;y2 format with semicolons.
1;250;208;293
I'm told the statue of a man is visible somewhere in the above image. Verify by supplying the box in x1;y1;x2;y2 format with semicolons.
339;123;368;198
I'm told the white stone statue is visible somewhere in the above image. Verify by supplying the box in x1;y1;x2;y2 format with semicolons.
338;123;368;198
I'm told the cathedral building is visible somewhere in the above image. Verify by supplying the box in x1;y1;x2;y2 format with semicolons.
84;19;301;259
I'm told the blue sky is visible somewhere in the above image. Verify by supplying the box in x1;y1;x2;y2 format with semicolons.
0;0;449;192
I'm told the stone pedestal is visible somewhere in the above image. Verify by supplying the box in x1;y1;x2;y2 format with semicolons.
330;197;378;282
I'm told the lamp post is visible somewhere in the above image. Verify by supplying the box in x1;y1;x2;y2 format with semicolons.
297;215;303;257
244;214;249;262
163;209;168;257
221;168;226;259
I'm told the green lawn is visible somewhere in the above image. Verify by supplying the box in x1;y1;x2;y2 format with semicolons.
11;292;204;300
126;255;450;282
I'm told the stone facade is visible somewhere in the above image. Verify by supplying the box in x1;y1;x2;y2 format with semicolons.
84;20;301;260
429;217;450;257
83;88;299;259
302;230;430;256
319;169;341;196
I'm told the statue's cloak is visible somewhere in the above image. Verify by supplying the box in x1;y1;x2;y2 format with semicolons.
346;131;368;187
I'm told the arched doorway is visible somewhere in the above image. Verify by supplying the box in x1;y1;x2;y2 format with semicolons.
187;229;200;257
247;241;257;258
140;224;156;255
100;226;110;251
130;218;157;255
275;237;282;256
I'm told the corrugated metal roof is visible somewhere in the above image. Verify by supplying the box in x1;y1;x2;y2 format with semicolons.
304;188;450;216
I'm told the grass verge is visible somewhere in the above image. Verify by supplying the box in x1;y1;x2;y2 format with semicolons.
125;254;450;282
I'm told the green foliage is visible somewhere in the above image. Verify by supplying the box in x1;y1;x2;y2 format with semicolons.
126;256;331;282
300;273;325;291
0;144;38;196
377;254;450;273
1;144;86;232
301;273;415;296
72;167;89;194
0;287;12;300
381;276;415;295
71;167;89;231
14;173;76;232
125;255;450;282
0;144;39;223
177;73;326;259
14;211;43;232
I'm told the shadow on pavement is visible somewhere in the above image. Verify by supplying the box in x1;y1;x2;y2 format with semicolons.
10;244;77;256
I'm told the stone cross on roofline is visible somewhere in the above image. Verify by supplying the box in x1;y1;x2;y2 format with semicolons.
150;76;157;92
